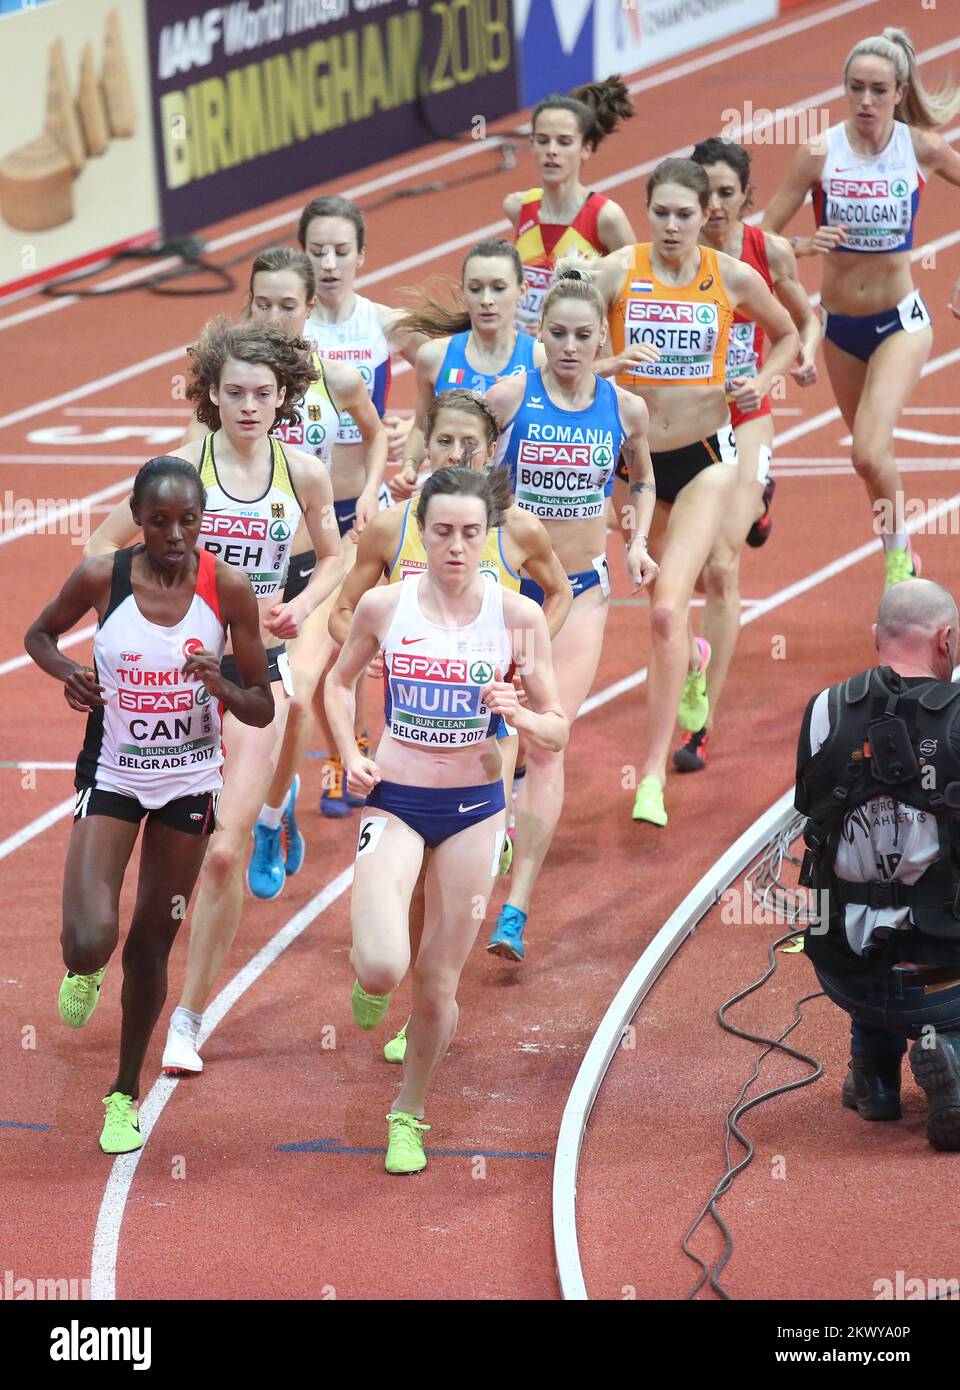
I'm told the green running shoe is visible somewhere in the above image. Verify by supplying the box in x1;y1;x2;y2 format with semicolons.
632;775;668;827
884;545;919;590
352;979;391;1030
384;1020;408;1065
58;966;107;1029
385;1111;429;1174
678;637;711;733
99;1092;143;1155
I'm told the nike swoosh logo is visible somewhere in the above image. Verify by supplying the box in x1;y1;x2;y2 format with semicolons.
401;637;426;645
458;801;489;813
875;321;897;334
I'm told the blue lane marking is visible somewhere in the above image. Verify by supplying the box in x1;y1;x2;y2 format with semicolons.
277;1138;551;1159
1;1120;52;1131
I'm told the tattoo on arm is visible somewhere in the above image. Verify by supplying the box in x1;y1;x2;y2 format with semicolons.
629;481;656;496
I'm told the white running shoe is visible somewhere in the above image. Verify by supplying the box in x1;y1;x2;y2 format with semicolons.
162;1021;203;1075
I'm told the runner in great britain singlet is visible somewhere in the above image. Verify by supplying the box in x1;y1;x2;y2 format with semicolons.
76;548;226;807
814;121;923;254
382;576;514;748
304;296;391;441
387;499;521;589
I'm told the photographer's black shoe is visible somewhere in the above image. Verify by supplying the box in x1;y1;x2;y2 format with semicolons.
841;1054;903;1121
909;1032;960;1151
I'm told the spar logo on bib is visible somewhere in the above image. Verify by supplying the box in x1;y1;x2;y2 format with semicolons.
891;178;909;198
306;424;326;448
269;520;291;543
695;305;714;325
469;661;493;685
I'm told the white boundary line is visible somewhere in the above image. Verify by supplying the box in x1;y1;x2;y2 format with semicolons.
83;487;960;1300
551;791;797;1300
0;0;883;334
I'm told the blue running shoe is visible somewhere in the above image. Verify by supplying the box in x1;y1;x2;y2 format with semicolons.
247;822;285;900
486;904;527;963
282;775;305;876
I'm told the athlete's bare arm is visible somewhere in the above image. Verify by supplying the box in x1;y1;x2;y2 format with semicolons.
765;232;820;386
484;372;527;429
597;199;637;253
324;359;388;529
761;141;843;256
326;586;399;792
196;562;274;727
718;255;800;413
503;191;523;228
484;593;568;751
377;303;429;368
328;508;399;646
505;508;572;638
393;338;447;498
25;556;114;708
913;127;960;187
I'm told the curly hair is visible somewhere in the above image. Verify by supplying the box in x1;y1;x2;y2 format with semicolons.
186;317;316;431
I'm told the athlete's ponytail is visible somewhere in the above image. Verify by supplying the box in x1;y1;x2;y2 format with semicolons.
131;456;206;514
416;465;512;532
845;27;960;129
541;263;607;325
397;239;526;339
424;389;501;452
532;75;634;150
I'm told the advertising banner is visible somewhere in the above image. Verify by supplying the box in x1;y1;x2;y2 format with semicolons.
146;0;519;236
0;0;159;300
513;0;593;106
593;0;779;76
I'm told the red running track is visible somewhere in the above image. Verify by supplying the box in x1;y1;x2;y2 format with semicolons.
2;0;959;1300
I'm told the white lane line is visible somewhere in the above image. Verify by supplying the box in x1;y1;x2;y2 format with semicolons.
0;478;134;547
90;868;354;1300
0;797;75;861
65;408;192;417
1;762;75;771
84;482;960;1298
0;0;884;335
0;456;152;466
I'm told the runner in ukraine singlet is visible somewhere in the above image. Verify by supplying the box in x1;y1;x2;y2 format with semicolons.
494;368;624;521
197;434;303;600
76;548;226;807
608;243;735;388
382;576;514;748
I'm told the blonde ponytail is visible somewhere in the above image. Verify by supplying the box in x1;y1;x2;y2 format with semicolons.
845;27;960;130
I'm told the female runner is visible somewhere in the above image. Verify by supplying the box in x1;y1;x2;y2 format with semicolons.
577;158;799;826
482;270;658;961
25;458;274;1151
669;136;820;774
391;238;545;494
505;76;637;336
180;248;386;895
762;27;960;589
330;390;572;1057
84;319;342;1075
297;194;427;813
325;466;568;1173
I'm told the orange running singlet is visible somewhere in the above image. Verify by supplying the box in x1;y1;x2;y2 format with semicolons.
608;244;734;389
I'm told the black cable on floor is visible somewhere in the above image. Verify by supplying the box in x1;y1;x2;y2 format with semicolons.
680;929;824;1300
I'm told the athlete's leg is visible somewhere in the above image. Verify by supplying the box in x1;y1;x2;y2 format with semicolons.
177;690;289;1014
699;416;773;733
264;588;337;807
61;815;140;975
507;584;608;915
111;819;210;1098
393;811;505;1118
350;811;425;996
642;465;736;786
848;329;932;537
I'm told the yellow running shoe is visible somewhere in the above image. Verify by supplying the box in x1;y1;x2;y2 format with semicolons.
385;1111;429;1174
99;1092;143;1154
678;637;711;733
352;979;391;1030
58;966;107;1029
384;1020;408;1064
632;775;668;826
884;546;919;590
498;830;514;878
